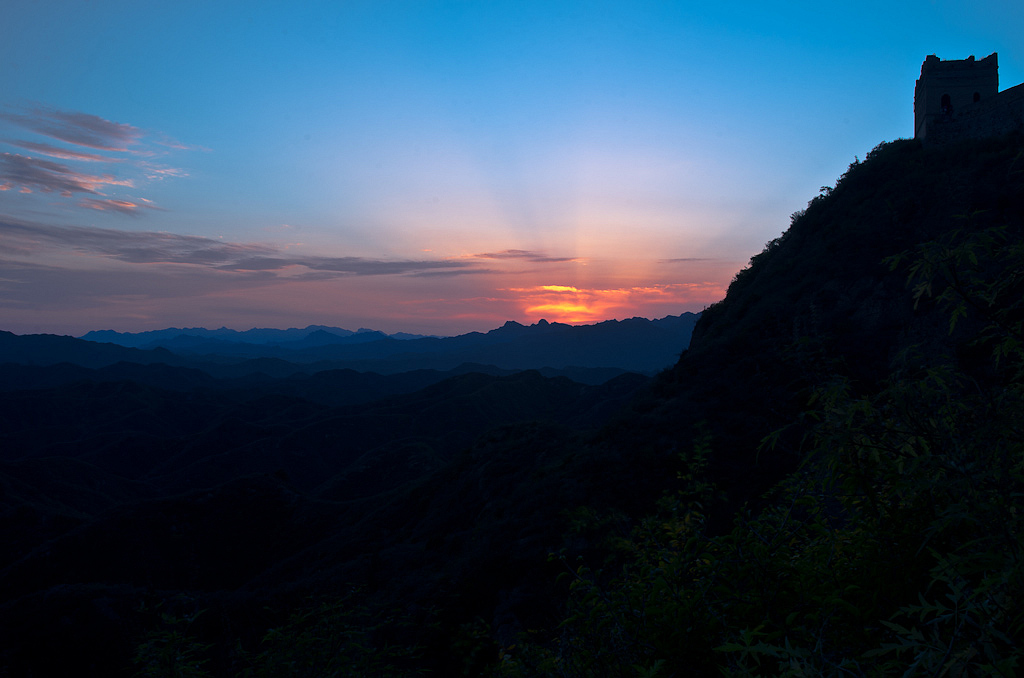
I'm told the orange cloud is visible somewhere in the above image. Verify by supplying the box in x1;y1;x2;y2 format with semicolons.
1;105;195;217
0;153;135;195
78;197;162;216
9;140;113;162
510;282;726;324
524;302;597;323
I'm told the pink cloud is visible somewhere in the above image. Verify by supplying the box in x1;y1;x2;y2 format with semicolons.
154;133;211;152
468;249;581;263
140;163;189;180
0;152;134;195
0;105;197;217
6;140;112;162
0;107;143;152
78;197;163;216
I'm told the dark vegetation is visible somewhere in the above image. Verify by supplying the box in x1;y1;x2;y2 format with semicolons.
2;132;1023;676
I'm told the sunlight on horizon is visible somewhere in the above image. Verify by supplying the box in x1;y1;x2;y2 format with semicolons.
2;1;1021;335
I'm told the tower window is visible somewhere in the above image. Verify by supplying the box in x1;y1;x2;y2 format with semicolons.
941;94;953;115
974;91;981;103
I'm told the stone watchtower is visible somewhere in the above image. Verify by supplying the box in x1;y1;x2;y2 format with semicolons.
914;53;999;141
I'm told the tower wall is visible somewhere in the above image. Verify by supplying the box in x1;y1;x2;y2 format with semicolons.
924;81;1024;145
914;53;999;141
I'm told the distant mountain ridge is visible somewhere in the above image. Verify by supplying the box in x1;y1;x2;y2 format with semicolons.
80;323;428;347
68;314;700;375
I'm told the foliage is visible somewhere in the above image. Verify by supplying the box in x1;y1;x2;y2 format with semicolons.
235;590;427;678
132;590;426;678
132;603;214;678
499;184;1024;675
890;221;1024;373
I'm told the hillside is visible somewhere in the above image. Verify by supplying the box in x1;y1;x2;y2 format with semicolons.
594;134;1024;501
503;132;1024;675
1;132;1023;676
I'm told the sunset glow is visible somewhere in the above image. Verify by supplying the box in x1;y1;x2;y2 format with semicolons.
511;284;715;325
1;2;1020;336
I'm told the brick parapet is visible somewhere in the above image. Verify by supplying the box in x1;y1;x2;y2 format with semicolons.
925;81;1024;145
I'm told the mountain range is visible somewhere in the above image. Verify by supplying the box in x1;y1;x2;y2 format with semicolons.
73;314;700;375
81;324;423;347
2;132;1023;676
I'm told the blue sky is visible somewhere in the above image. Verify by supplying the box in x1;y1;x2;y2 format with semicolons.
2;1;1022;336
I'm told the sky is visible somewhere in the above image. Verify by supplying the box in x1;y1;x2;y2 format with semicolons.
2;1;1022;337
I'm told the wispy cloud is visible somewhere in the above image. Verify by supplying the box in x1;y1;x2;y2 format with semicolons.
0;104;194;216
0;217;272;262
217;254;479;277
78;197;164;216
0;217;484;277
153;133;210;153
0;153;133;196
0;106;143;152
139;162;189;181
5;140;112;162
0;217;729;335
0;216;595;283
304;257;477;276
411;267;503;278
469;249;581;263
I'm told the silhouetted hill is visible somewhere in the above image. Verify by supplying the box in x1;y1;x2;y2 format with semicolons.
498;133;1024;675
0;330;183;369
3;133;1023;675
0;364;655;674
659;134;1024;479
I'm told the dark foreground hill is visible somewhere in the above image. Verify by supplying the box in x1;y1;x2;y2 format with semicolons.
0;366;656;675
2;132;1024;676
500;133;1024;675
